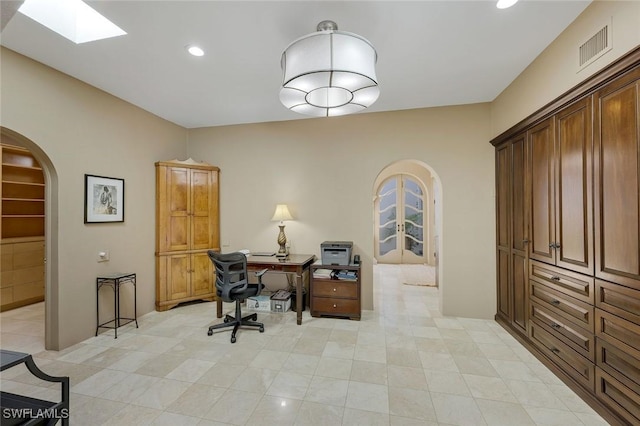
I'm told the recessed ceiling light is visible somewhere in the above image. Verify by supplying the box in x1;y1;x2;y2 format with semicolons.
187;45;205;57
18;0;126;44
496;0;518;9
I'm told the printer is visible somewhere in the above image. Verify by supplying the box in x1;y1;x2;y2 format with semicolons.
321;241;353;266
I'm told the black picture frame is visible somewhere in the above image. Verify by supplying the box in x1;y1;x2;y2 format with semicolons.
84;174;124;223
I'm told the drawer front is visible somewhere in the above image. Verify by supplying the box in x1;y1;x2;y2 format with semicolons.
311;297;359;317
596;279;640;324
530;301;595;361
595;367;640;425
530;280;594;331
312;280;358;299
529;322;594;391
596;338;640;394
530;260;594;303
596;309;640;356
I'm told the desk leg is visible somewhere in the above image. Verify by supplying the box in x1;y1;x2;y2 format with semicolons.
296;272;302;325
216;298;222;318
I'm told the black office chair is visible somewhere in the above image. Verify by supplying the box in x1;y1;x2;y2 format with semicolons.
207;251;267;343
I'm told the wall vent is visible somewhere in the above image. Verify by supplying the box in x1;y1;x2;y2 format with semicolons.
578;19;612;72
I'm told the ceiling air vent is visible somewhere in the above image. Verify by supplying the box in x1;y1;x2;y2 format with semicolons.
578;20;612;72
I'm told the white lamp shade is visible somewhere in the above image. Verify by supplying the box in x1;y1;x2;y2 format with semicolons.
272;204;293;221
280;24;378;117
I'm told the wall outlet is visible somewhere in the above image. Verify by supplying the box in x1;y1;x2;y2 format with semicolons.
97;250;110;262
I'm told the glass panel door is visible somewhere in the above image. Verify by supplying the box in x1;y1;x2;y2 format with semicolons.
375;175;426;264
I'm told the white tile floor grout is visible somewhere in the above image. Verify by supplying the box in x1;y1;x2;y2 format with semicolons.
0;265;610;425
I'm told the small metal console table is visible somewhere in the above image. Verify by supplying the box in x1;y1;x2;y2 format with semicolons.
96;272;138;338
1;349;69;425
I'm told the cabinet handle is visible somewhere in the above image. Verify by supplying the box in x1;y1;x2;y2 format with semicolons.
397;224;400;232
551;276;561;281
333;304;337;308
522;239;529;244
550;323;562;329
551;348;560;354
550;299;561;305
549;243;555;248
333;288;337;292
555;243;561;249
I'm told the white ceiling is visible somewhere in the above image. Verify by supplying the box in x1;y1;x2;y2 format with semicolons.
0;0;591;129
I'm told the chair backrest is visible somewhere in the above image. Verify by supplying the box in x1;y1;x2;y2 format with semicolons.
207;251;249;302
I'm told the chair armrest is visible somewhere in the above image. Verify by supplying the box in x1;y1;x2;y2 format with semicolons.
254;268;269;279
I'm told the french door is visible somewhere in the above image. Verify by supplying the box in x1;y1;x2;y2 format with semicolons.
375;175;426;264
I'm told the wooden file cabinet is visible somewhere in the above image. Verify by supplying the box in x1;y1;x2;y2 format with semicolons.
310;263;361;320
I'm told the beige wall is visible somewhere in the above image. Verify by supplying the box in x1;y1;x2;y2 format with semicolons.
187;104;496;318
1;48;187;349
491;0;640;137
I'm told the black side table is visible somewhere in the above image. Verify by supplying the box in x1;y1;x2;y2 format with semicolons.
0;349;69;425
96;272;138;338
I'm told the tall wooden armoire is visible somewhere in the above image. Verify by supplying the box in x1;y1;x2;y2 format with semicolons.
155;159;220;311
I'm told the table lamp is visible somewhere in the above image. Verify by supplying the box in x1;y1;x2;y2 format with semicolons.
272;204;293;257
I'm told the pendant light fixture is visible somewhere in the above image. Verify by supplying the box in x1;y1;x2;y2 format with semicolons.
279;20;379;117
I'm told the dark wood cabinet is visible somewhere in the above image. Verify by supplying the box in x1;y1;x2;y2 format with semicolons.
594;67;640;290
310;263;361;320
495;133;528;335
528;97;593;276
492;47;640;426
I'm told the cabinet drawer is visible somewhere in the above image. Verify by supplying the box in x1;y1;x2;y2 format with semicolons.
312;280;358;299
596;279;640;324
311;297;359;317
530;280;594;331
596;309;640;355
530;260;594;304
595;367;640;425
530;301;595;361
529;322;594;391
596;338;640;395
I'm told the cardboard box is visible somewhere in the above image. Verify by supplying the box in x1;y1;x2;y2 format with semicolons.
246;295;271;312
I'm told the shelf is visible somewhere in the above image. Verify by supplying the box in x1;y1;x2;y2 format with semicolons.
3;199;45;216
2;182;45;199
1;163;43;171
1;217;44;239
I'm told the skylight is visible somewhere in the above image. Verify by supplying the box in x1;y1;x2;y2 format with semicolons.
18;0;126;44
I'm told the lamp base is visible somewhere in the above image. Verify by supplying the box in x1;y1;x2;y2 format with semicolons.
276;252;288;258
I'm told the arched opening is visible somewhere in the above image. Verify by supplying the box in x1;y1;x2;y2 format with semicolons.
1;127;60;350
372;159;443;310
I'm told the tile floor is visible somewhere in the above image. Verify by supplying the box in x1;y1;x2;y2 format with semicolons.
0;265;610;425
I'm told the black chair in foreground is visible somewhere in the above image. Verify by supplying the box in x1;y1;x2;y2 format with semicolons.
207;251;267;343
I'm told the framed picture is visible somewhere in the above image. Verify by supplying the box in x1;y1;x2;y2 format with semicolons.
84;174;124;223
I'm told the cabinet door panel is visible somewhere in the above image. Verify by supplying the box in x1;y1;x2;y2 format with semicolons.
512;251;527;334
497;248;510;320
556;98;593;274
165;168;190;251
191;252;213;296
496;144;510;249
511;135;527;253
529;118;556;263
595;72;640;289
191;170;212;249
167;254;189;300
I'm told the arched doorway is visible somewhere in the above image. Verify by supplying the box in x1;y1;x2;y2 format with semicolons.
373;159;443;291
1;127;60;350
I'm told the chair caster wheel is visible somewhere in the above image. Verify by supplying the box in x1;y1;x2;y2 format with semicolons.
252;314;257;321
207;330;213;336
231;337;236;343
259;326;264;333
223;317;230;323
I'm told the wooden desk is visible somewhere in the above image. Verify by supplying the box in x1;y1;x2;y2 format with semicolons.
216;254;316;325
